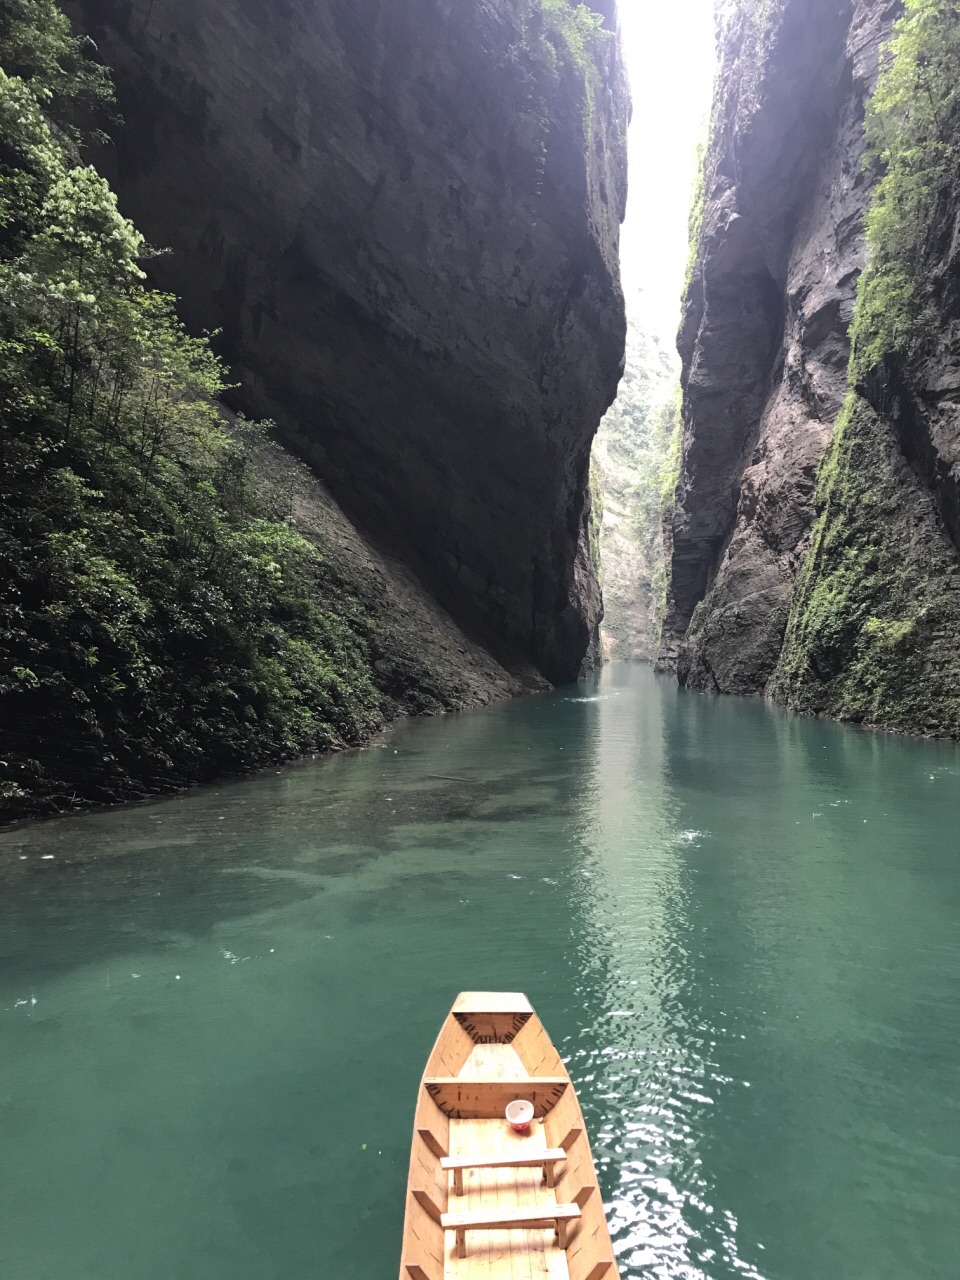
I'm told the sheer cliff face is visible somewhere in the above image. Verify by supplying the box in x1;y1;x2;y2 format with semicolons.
660;0;894;692
770;1;960;737
69;0;628;684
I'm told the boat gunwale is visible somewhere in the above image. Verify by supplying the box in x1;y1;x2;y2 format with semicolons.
398;992;619;1280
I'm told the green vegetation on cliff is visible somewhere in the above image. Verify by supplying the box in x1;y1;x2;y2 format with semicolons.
0;1;383;818
772;394;960;733
528;0;613;135
592;315;677;660
851;0;960;380
541;0;607;56
683;142;706;291
772;0;960;734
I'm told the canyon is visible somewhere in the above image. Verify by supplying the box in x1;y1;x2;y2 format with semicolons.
69;0;629;687
661;0;895;694
660;0;960;738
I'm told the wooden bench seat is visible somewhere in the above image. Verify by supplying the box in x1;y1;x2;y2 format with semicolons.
423;1076;568;1119
441;1146;567;1194
440;1202;582;1258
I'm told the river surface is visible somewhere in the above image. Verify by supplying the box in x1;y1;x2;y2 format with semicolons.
2;663;959;1280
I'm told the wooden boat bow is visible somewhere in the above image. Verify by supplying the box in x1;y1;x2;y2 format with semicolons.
399;991;619;1280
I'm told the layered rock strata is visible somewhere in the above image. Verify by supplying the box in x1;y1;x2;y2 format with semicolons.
68;0;628;686
660;0;894;692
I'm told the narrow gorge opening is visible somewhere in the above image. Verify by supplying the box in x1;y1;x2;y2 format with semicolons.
5;4;960;1279
592;0;715;663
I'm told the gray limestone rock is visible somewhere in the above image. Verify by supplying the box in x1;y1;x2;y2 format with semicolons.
660;0;895;693
68;0;628;685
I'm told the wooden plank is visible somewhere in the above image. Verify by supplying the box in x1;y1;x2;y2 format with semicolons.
420;1127;449;1160
442;1149;567;1172
557;1126;583;1154
454;1011;532;1045
414;1188;444;1224
460;1044;527;1081
445;1204;581;1262
422;1014;477;1079
444;1113;569;1279
425;1078;568;1120
446;1206;581;1262
510;1020;563;1077
442;1204;581;1230
451;1117;497;1277
453;992;533;1015
443;1149;566;1197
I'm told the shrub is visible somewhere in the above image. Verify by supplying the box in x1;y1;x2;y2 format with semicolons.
0;1;382;817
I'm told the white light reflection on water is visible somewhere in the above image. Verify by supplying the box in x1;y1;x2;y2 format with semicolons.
3;665;960;1279
564;666;769;1278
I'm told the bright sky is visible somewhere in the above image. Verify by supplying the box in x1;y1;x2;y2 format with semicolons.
617;0;717;346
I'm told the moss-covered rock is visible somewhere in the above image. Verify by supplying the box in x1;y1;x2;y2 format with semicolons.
771;394;960;734
772;0;960;737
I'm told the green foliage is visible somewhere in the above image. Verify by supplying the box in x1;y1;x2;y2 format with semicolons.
774;0;960;735
657;388;684;513
625;392;681;545
860;615;916;647
592;313;678;655
540;0;606;63
0;2;382;817
773;392;960;734
0;0;109;129
538;0;611;129
850;0;960;378
651;391;682;644
683;142;706;292
588;461;604;586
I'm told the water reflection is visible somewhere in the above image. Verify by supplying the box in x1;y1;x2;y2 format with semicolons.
1;666;959;1280
564;666;765;1278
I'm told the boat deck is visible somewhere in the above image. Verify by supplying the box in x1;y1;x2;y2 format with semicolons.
445;1043;570;1280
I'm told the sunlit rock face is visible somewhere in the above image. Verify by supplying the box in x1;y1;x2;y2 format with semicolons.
69;0;628;684
660;0;893;692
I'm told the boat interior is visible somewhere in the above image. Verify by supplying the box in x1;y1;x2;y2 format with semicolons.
400;992;617;1280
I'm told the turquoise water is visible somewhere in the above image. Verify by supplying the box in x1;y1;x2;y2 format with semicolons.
2;663;959;1279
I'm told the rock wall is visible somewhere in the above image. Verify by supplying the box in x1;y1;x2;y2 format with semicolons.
242;425;547;716
69;0;628;685
770;1;960;736
769;379;960;736
660;0;895;692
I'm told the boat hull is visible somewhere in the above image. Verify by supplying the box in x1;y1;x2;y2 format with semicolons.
398;992;619;1280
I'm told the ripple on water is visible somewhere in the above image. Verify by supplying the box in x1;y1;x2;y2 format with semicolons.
1;664;959;1280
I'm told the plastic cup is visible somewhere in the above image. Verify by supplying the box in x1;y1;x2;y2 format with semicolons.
505;1099;534;1133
